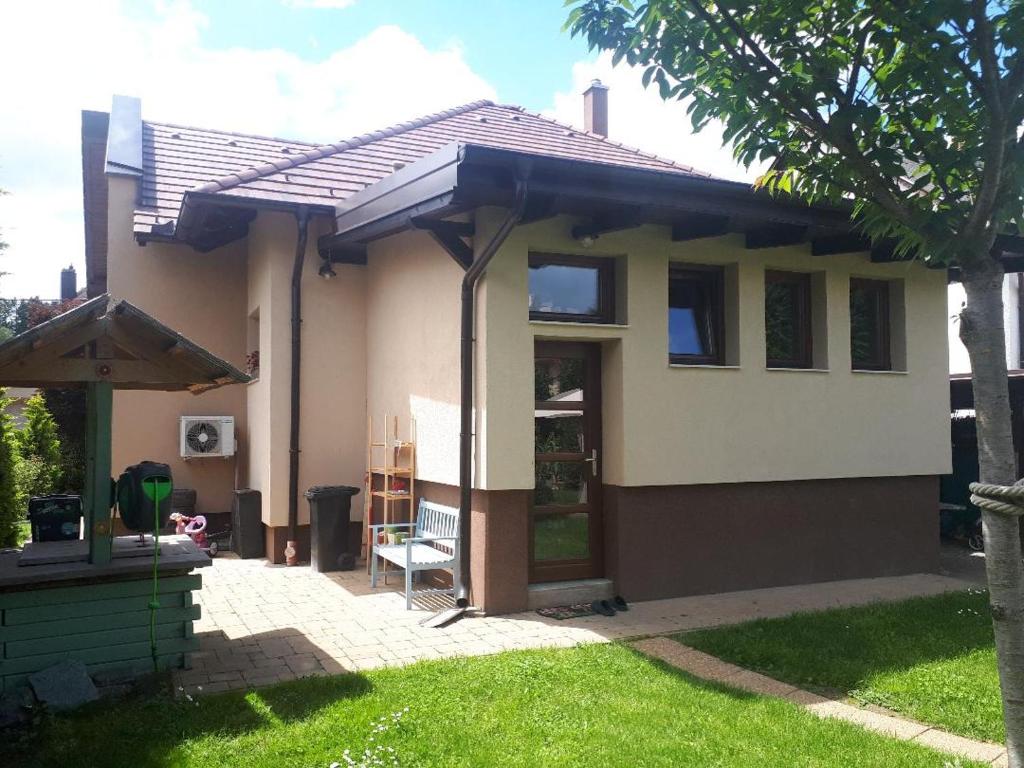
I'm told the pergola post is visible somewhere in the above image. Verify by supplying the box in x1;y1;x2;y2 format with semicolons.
85;381;113;564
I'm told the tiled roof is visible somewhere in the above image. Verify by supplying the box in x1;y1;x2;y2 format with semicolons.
135;100;712;238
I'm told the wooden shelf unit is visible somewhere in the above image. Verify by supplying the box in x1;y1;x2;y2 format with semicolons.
364;415;416;573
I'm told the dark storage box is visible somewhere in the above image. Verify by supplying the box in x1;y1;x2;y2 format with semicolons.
232;489;263;558
28;495;83;542
305;485;360;572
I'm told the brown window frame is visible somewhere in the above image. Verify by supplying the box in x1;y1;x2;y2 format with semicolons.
850;277;892;371
528;253;616;324
765;270;813;369
668;263;725;365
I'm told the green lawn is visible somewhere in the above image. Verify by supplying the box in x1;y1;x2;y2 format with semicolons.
684;589;1001;743
2;644;980;768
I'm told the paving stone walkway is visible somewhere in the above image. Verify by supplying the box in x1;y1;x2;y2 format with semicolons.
632;636;1007;766
174;554;973;697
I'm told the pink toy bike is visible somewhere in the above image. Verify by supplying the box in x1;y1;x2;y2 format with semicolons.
170;511;220;556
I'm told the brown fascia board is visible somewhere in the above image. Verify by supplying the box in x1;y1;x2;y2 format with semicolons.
81;110;110;298
322;142;857;250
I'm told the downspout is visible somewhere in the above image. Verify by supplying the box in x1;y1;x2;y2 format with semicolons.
286;205;311;564
457;177;529;604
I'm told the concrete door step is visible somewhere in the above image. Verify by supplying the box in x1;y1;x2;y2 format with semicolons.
527;578;614;610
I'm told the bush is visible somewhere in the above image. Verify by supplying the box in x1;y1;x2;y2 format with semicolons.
16;393;61;496
0;390;22;547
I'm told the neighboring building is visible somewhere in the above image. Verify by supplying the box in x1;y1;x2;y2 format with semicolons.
4;387;37;428
948;274;1021;375
81;87;961;614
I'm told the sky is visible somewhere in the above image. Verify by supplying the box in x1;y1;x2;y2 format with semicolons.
0;0;760;299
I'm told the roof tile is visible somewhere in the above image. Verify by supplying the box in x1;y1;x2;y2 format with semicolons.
134;100;712;236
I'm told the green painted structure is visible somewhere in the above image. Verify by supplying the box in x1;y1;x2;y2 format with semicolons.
0;295;247;692
0;572;201;693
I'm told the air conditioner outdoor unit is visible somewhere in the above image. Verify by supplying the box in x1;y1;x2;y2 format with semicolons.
180;416;235;459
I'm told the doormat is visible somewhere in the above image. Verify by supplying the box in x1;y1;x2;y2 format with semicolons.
536;603;596;620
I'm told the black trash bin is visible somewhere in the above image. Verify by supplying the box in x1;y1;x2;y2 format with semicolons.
28;495;83;542
305;485;360;572
232;489;263;558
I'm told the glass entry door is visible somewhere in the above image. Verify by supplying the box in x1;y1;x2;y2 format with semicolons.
531;341;603;582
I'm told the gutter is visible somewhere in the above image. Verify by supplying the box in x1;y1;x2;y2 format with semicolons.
455;176;529;605
286;205;311;565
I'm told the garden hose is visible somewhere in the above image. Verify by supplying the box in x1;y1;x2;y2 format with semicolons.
148;477;161;673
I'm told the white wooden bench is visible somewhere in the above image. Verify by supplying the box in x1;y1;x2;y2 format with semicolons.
370;499;460;609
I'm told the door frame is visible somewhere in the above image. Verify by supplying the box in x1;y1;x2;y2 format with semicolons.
530;340;604;583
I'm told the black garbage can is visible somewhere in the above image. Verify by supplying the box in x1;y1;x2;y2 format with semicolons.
28;495;83;542
305;485;360;572
232;489;263;558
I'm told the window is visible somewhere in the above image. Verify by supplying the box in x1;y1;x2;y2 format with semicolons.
765;270;812;368
850;278;891;371
669;264;724;365
529;253;615;323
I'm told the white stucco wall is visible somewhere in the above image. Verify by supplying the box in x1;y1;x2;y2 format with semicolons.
948;273;1020;374
477;210;952;490
245;211;367;527
365;230;463;488
106;176;247;515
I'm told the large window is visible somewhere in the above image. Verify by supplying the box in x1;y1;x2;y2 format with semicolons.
669;264;724;365
765;270;812;368
529;253;615;323
850;278;891;371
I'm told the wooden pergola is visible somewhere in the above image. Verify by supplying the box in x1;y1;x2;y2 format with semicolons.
0;294;248;564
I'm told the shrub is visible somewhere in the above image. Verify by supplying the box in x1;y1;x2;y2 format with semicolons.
0;390;22;547
16;393;61;496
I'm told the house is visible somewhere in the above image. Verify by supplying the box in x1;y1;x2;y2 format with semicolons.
81;85;954;615
948;274;1024;494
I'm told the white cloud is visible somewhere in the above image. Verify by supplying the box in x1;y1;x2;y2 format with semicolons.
0;2;493;297
544;53;768;184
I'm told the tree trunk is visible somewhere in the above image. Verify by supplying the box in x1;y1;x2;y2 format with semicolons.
960;254;1024;766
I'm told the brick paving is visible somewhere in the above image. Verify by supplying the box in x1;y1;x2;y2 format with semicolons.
632;636;1007;766
174;554;972;698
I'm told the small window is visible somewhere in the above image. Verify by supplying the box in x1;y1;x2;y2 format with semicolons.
529;253;615;323
765;270;812;368
850;278;891;371
669;264;724;365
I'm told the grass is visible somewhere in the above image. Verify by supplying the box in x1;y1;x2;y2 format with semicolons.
1;644;979;768
684;589;1001;744
534;513;588;561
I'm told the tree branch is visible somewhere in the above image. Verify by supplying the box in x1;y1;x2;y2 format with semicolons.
845;27;869;104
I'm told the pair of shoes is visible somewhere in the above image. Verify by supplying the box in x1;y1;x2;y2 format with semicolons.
591;596;629;616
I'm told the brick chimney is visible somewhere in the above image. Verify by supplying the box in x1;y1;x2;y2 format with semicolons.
60;265;77;301
583;79;609;137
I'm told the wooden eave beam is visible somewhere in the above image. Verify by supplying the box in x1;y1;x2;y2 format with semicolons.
745;223;808;249
413;218;475;269
811;233;872;256
571;208;643;241
519;193;559;225
671;214;731;242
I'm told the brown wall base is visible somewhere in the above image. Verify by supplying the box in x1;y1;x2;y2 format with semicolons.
264;524;310;564
603;475;940;602
263;521;362;565
415;480;531;615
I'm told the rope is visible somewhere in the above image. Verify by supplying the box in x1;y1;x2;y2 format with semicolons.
969;481;1024;518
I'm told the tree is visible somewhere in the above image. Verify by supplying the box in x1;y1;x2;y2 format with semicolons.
16;393;61;497
566;0;1024;760
0;390;21;548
